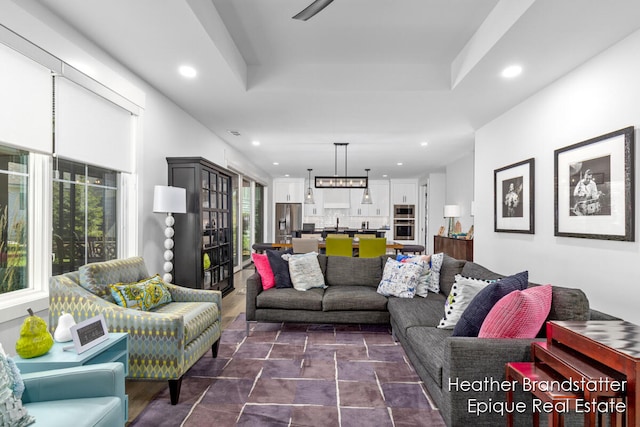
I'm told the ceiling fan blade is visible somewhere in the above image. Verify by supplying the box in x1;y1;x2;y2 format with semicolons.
292;0;335;21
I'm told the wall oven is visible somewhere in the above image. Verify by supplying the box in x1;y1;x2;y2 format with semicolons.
394;219;415;240
394;204;415;218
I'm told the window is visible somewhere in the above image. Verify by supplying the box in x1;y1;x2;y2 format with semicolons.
254;183;264;244
0;146;29;296
52;159;118;274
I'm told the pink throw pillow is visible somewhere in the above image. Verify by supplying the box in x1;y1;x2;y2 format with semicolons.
252;253;275;290
478;285;552;339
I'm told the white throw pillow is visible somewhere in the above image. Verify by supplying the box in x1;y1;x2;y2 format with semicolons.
377;258;424;298
288;252;326;291
437;274;491;329
428;252;444;293
399;255;432;297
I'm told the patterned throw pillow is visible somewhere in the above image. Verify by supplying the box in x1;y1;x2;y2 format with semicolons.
109;274;173;311
452;271;528;337
288;252;326;291
0;351;35;426
437;274;492;329
428;253;444;294
479;285;553;338
397;254;432;297
376;258;423;298
252;253;276;290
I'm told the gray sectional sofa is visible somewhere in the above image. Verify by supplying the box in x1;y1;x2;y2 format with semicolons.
245;253;616;426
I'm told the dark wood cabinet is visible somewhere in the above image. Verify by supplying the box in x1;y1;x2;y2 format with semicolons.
167;157;234;295
433;235;473;261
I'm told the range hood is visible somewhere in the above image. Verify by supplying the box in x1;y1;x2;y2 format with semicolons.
323;189;350;209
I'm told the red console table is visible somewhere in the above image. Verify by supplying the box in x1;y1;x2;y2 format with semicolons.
546;320;640;426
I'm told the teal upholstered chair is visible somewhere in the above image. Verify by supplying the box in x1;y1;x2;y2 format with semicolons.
2;361;126;426
325;237;354;257
358;237;387;258
48;257;222;405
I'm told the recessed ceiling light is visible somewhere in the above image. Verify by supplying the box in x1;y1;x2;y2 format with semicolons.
252;140;260;146
273;162;279;166
178;65;197;78
397;162;403;166
382;174;388;178
501;65;522;78
420;141;428;147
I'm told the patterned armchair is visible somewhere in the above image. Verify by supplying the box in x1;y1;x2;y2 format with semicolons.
49;257;222;405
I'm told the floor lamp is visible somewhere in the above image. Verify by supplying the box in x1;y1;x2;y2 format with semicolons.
153;185;186;283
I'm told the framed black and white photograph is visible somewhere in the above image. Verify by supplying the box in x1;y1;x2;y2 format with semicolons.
494;158;535;234
554;126;634;241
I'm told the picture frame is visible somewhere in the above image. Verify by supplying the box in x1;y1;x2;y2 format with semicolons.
494;158;535;234
554;126;635;241
67;313;109;354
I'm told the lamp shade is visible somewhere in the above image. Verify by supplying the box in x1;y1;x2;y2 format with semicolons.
153;185;187;213
443;204;461;218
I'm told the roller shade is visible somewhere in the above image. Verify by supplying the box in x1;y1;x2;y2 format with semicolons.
55;77;133;172
0;43;52;153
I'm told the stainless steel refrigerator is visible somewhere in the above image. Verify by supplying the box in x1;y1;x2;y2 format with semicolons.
275;203;302;243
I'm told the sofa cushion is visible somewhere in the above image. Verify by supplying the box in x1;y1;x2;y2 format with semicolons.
109;274;173;311
288;252;326;291
267;249;294;289
479;285;552;338
388;294;446;335
438;275;491;329
256;288;324;311
25;396;122;427
325;256;383;287
376;258;422;298
439;255;466;296
452;271;528;337
397;254;432;297
252;253;275;290
405;326;452;388
152;301;219;344
323;286;388;311
428;252;444;294
460;262;504;281
79;257;149;299
544;285;590;322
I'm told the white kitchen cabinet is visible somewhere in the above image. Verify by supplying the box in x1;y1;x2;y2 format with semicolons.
391;180;418;205
349;189;369;216
304;188;324;216
274;179;304;203
369;181;390;217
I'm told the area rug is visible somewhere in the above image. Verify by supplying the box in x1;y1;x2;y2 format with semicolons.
130;313;445;426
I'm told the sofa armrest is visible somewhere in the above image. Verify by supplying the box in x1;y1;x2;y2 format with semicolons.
443;337;540;426
245;272;263;321
165;283;222;323
21;362;125;404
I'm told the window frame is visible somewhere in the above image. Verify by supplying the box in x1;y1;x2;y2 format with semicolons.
0;153;51;323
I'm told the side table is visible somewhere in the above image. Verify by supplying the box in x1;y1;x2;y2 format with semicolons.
14;332;129;421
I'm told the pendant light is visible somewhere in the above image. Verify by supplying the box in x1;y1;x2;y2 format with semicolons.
361;169;373;204
304;168;315;204
315;143;368;188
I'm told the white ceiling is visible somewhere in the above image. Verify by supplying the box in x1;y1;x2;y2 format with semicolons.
34;0;640;180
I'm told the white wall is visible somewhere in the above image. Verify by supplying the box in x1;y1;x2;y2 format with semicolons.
445;153;475;235
475;28;640;323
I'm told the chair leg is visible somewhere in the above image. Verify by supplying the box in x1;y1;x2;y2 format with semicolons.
246;321;250;337
212;339;220;358
169;377;182;405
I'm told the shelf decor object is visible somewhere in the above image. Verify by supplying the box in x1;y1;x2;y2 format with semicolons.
153;185;187;283
304;168;315;204
494;158;535;234
443;204;461;238
361;168;373;204
554;126;634;241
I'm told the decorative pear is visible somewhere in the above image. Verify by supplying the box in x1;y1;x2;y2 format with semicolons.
54;312;76;343
15;308;54;359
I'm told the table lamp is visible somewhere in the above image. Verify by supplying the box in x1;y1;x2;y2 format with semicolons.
153;185;187;283
443;204;461;238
